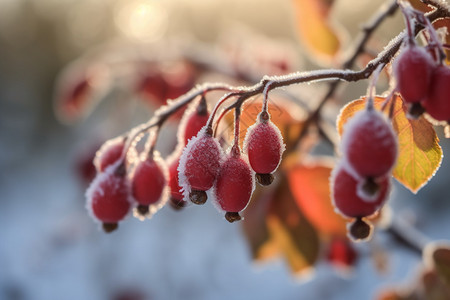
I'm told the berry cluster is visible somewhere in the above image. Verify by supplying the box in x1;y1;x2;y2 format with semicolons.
393;5;450;122
178;106;285;222
331;102;397;241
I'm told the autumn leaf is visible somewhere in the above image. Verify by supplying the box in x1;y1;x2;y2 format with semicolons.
336;96;442;193
241;185;280;261
241;177;320;274
287;158;347;237
267;179;320;275
291;0;341;64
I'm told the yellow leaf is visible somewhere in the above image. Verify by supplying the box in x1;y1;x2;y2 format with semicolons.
336;96;442;193
287;158;348;237
292;0;341;63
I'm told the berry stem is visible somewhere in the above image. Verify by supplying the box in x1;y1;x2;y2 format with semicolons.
118;3;448;160
261;80;274;115
365;64;385;111
232;105;242;156
398;0;416;46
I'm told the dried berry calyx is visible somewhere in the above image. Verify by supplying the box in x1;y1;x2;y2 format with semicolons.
348;217;373;242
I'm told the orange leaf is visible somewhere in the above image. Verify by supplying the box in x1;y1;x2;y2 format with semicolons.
292;0;341;64
336;96;442;193
267;179;320;275
287;158;347;237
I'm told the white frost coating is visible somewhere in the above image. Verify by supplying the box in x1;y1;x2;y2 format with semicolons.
340;107;397;176
242;113;286;173
129;151;170;221
393;44;435;80
177;126;224;201
85;160;132;225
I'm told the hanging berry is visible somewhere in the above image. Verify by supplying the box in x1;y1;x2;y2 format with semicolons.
244;111;285;186
86;161;131;232
167;154;186;210
422;64;450;122
340;106;397;195
178;127;223;205
179;95;210;146
214;145;255;223
130;152;168;218
393;44;435;106
94;136;126;172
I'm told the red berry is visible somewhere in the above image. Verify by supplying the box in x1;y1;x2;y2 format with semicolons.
214;149;254;222
327;237;358;270
167;154;186;209
86;163;131;232
331;165;390;218
244;114;284;185
179;97;209;145
94;137;126;172
137;69;168;106
178;128;223;204
422;65;450;122
130;153;167;216
393;45;435;103
341;108;397;178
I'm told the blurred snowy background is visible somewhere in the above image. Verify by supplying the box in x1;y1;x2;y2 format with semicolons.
1;0;450;299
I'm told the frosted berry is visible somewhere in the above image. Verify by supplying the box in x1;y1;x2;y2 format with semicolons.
86;163;131;232
331;165;390;219
167;154;186;210
214;146;254;223
393;45;434;104
180;97;209;145
130;153;167;217
422;65;450;122
244;111;285;186
178;128;223;204
341;108;397;178
327;237;358;270
94;136;126;172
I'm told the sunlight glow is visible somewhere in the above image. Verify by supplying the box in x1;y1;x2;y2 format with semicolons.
114;0;168;43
